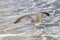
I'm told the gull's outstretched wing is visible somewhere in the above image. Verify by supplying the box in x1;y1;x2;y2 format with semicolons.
14;15;33;24
36;12;50;22
36;12;43;22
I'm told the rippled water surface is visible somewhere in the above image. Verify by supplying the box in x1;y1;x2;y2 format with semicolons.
0;0;60;40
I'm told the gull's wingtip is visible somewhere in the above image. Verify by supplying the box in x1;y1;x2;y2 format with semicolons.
14;19;20;24
40;12;50;16
43;12;50;16
14;21;17;24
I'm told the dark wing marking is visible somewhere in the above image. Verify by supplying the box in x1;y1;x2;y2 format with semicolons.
39;12;50;16
14;15;33;24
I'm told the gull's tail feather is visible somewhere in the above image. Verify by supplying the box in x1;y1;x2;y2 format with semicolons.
14;15;33;24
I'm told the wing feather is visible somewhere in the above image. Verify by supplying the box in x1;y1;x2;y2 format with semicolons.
14;15;33;24
36;13;43;22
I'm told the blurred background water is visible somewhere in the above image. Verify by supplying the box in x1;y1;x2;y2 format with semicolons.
0;0;60;40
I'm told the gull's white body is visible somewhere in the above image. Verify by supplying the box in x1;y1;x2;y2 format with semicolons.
34;23;40;26
32;22;41;27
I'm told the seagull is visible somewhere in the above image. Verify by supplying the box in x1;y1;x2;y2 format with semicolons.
14;12;50;24
14;12;50;26
14;12;50;32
